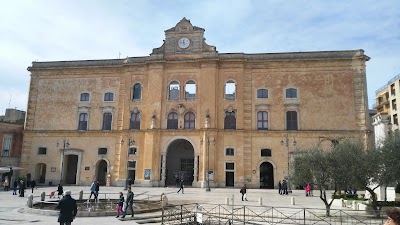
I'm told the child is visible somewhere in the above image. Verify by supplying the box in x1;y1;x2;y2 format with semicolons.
116;192;124;218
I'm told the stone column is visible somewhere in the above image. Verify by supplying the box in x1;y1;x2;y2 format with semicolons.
161;153;166;185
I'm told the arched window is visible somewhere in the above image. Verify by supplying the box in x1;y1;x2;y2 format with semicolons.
185;80;196;99
184;112;195;129
224;111;236;129
132;83;142;101
257;111;268;130
130;112;141;130
78;113;88;130
257;89;268;98
102;113;112;130
285;88;298;98
286;111;298;130
167;112;178;129
225;80;236;100
104;92;114;101
80;93;90;101
168;81;180;100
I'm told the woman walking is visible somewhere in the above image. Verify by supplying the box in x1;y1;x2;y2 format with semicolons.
116;192;124;218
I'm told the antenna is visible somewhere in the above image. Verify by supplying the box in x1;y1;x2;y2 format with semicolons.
118;52;121;59
8;93;12;108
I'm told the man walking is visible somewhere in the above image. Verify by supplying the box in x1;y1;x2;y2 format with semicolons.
56;190;77;225
177;179;184;194
31;179;36;193
121;187;134;218
240;184;248;201
89;181;96;201
19;180;25;197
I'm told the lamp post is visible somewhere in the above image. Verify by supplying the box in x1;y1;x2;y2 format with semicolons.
57;138;70;185
122;133;135;189
281;134;296;193
205;137;215;192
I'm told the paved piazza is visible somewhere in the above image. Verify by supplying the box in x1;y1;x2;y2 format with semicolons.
0;186;338;225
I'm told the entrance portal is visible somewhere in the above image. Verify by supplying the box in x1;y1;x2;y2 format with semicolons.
65;155;78;184
260;162;274;189
96;160;108;185
35;163;47;184
166;139;194;186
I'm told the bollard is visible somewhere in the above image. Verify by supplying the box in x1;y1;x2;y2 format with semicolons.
161;194;168;207
291;197;295;205
352;201;358;210
27;194;33;208
41;192;45;201
79;190;83;200
341;198;345;207
259;197;263;205
226;197;230;205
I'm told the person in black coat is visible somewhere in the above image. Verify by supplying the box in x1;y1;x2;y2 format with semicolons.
19;180;25;197
56;190;77;225
121;187;134;218
31;179;36;193
13;180;18;195
177;179;184;194
57;184;64;199
240;184;248;201
95;181;99;201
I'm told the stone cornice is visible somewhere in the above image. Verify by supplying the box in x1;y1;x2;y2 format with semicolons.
27;50;369;71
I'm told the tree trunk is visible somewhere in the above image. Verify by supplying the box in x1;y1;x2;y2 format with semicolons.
319;189;334;217
365;187;381;218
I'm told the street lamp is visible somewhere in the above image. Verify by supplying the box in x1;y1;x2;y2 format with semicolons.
205;137;215;192
122;133;135;189
281;134;296;193
57;138;70;185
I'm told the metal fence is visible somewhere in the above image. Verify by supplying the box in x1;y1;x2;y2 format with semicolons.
161;203;385;225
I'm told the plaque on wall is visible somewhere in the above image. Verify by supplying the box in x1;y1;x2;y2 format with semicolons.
51;167;56;172
144;169;151;180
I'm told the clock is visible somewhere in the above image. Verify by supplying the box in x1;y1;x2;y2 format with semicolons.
178;37;190;49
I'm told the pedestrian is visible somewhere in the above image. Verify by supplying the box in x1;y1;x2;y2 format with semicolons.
128;177;133;187
175;174;180;188
116;192;124;218
19;180;25;197
164;175;167;188
121;187;134;218
13;180;18;195
278;180;282;195
305;183;311;196
95;181;99;201
57;184;64;198
89;181;96;201
3;178;9;191
240;184;248;201
31;179;36;193
282;180;288;195
177;179;184;194
385;208;400;225
56;190;77;225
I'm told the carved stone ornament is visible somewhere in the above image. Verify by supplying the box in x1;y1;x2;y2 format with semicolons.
178;104;185;115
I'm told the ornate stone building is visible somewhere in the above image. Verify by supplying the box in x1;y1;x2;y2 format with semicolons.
21;18;370;188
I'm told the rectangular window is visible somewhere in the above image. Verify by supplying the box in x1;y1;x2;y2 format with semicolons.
261;149;272;157
78;113;88;130
128;160;136;168
80;93;90;101
130;112;141;130
129;147;137;155
98;148;107;155
225;148;234;156
226;162;235;170
38;147;47;155
102;113;112;130
286;88;298;98
2;138;11;157
286;111;298;130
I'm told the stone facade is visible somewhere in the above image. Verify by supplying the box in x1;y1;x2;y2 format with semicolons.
21;18;370;188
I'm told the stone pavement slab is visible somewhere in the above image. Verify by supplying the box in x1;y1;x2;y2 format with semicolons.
0;186;340;225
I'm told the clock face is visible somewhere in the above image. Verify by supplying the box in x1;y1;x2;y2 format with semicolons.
178;37;190;49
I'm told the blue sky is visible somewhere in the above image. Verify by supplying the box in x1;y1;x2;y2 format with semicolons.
0;0;399;114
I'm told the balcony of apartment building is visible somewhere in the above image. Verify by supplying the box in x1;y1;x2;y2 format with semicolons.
373;93;390;112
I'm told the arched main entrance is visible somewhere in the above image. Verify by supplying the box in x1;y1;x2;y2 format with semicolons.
96;160;108;185
65;155;78;184
260;162;274;189
35;163;47;184
166;139;194;186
